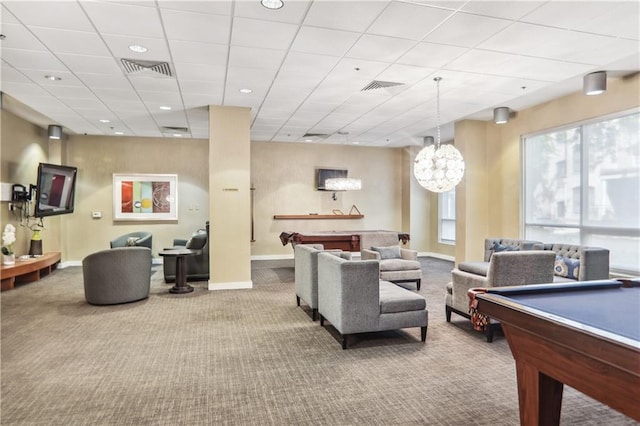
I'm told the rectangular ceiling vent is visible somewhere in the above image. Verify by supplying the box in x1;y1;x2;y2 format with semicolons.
361;80;404;91
302;133;331;139
121;58;173;77
161;126;190;134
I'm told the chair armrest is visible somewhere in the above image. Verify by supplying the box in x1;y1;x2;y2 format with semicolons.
399;248;417;260
361;249;381;260
579;248;610;281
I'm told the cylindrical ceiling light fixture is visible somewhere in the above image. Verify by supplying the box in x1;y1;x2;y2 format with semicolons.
493;107;510;124
423;136;435;145
583;71;607;95
48;125;62;139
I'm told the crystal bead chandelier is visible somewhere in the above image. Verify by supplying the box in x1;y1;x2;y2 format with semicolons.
413;77;465;193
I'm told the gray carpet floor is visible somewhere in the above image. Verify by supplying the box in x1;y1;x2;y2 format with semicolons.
1;258;636;425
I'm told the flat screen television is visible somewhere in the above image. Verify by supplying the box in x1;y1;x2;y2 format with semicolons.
316;168;347;190
34;163;78;218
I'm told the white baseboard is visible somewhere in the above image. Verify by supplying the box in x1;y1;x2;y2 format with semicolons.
418;252;455;262
251;254;293;261
208;280;253;290
59;258;163;268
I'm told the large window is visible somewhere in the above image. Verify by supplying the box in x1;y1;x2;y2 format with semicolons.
439;189;456;244
523;110;640;274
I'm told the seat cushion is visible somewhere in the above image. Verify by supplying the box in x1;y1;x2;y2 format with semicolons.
457;261;489;276
379;259;420;272
379;281;426;313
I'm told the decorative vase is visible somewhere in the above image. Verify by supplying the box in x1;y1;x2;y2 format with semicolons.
3;253;15;266
29;230;43;256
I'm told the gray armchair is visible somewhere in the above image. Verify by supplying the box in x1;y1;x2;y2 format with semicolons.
360;231;422;290
446;250;556;341
163;223;209;283
110;232;152;249
83;247;152;305
317;252;428;349
294;244;350;321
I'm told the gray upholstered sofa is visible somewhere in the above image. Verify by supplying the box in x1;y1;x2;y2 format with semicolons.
294;244;350;321
360;230;422;290
317;252;428;349
533;243;610;282
83;247;152;305
446;250;556;341
163;223;209;283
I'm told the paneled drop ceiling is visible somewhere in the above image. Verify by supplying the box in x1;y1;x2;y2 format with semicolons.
1;0;638;147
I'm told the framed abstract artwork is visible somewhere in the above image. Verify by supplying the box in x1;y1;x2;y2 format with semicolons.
113;174;178;221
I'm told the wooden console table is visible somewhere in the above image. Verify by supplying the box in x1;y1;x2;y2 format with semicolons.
1;252;61;291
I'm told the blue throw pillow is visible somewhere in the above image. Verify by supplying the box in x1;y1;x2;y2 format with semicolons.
554;255;580;280
371;246;401;260
489;242;518;259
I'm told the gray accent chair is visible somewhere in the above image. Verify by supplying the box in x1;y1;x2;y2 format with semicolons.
360;231;422;290
446;250;556;342
533;243;610;282
163;224;209;283
317;252;428;349
457;237;543;277
83;247;152;305
295;244;351;321
109;231;152;249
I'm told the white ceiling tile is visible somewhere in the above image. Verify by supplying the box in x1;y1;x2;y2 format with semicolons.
346;34;415;62
424;12;513;47
138;91;182;104
368;2;454;40
105;100;148;113
234;0;311;24
161;8;231;44
0;64;31;84
0;23;47;51
93;88;141;102
231;17;299;50
303;1;389;32
376;64;435;85
169;40;228;66
183;93;224;108
290;26;360;56
3;1;95;31
128;76;179;92
228;46;287;70
2;48;67;71
397;42;468;68
178;80;224;96
272;71;324;90
461;1;545;20
279;52;340;77
159;1;233;16
44;85;95;99
102;35;171;62
27;27;110;56
75;73;133;90
81;1;165;38
173;63;226;82
571;2;640;40
56;53;122;75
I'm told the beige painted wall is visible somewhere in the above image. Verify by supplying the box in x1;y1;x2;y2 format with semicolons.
0;109;57;257
250;141;409;256
455;73;640;263
64;134;210;262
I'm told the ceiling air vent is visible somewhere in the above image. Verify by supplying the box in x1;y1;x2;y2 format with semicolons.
361;80;404;92
161;126;190;135
302;133;331;139
121;58;173;77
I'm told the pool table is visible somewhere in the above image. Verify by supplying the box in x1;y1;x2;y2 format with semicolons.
472;279;640;425
279;231;410;252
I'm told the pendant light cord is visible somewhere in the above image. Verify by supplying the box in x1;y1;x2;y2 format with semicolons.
434;77;442;149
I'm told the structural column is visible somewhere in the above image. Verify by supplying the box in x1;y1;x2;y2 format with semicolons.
208;106;252;290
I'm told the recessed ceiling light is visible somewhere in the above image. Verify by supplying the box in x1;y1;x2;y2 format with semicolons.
159;106;172;110
239;88;253;94
172;134;182;137
114;131;124;135
128;44;148;53
305;139;313;143
99;119;110;123
261;0;283;9
45;75;61;81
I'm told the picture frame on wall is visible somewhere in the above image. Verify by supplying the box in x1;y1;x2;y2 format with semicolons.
113;174;178;221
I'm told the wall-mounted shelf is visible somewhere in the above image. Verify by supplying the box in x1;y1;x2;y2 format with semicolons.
273;214;364;220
